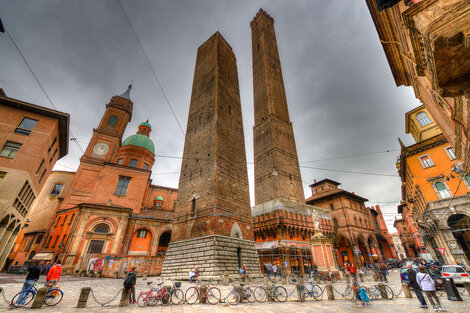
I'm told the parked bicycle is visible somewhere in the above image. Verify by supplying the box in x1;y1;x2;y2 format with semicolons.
300;280;323;301
137;281;170;307
225;283;256;305
168;279;184;305
254;280;288;302
10;282;63;308
185;279;221;305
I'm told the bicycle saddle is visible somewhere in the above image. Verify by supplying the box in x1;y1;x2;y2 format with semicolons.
240;284;245;286
147;281;153;286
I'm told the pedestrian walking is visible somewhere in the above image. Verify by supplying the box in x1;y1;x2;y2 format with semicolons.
263;263;273;280
379;262;388;282
16;262;42;305
124;266;137;304
272;264;278;280
346;262;357;283
417;266;447;312
407;263;427;308
45;260;62;289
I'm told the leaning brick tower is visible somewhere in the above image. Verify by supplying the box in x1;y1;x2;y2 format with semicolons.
251;9;305;205
161;32;260;279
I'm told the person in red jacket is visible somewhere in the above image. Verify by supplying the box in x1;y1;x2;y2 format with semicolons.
346;262;357;283
45;260;63;289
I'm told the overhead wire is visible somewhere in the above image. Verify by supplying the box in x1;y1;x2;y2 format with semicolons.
4;27;84;155
117;0;185;136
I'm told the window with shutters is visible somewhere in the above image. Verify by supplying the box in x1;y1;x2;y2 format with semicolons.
416;112;432;127
12;181;35;217
107;116;118;127
435;182;451;199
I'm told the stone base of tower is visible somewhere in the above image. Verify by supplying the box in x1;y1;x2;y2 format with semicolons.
161;235;261;280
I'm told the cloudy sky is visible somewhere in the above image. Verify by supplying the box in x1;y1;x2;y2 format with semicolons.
0;0;422;231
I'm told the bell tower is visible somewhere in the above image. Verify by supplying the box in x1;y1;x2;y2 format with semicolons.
81;85;133;163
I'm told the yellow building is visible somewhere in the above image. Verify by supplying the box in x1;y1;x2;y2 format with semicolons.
398;105;470;265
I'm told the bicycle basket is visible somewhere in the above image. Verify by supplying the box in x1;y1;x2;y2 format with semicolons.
175;282;181;288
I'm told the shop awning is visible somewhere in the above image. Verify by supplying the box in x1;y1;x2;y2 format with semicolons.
256;241;279;250
32;252;54;261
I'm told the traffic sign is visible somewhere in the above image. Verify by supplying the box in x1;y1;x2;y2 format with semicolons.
437;248;445;255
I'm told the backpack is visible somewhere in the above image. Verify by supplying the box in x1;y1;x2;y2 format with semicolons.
123;272;134;289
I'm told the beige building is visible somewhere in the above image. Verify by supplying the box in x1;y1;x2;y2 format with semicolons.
0;92;69;270
391;232;406;259
9;171;74;265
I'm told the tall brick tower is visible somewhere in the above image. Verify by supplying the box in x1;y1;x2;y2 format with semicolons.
251;9;305;205
250;9;332;275
162;32;260;279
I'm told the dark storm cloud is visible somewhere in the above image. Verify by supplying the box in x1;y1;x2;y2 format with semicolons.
0;0;422;230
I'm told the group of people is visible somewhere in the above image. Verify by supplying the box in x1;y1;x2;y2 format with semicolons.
406;263;447;311
262;262;281;280
16;260;63;305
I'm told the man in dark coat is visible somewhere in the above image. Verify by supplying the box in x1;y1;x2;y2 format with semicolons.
407;263;427;308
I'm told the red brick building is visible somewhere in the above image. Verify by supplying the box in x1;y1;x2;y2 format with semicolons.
0;91;69;271
307;179;397;267
9;86;177;277
394;203;426;259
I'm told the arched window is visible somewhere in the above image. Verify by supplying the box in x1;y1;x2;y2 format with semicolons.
416;112;432;127
435;182;451;198
333;218;338;227
50;184;63;196
107;116;118;127
94;224;109;233
354;217;357;225
191;197;196;216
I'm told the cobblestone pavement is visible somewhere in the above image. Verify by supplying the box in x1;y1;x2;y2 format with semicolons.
0;269;469;312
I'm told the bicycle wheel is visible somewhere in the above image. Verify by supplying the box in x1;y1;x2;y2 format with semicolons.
365;287;378;301
227;291;240;305
44;289;63;306
254;286;267;302
11;290;35;308
160;290;171;306
312;285;323;301
206;287;221;304
380;285;394;300
244;287;256;303
185;287;199;305
300;288;308;302
344;286;354;301
171;288;184;305
274;286;288;302
137;294;149;307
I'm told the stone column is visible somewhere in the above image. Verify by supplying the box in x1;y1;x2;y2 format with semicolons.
111;217;126;254
0;227;14;258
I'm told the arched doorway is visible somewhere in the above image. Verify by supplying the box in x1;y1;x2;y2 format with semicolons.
334;235;353;268
157;231;171;256
448;214;470;264
378;238;393;259
87;224;110;254
128;228;153;256
357;237;370;265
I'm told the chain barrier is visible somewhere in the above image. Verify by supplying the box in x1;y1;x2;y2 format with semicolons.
331;285;347;297
89;288;122;307
392;284;403;298
0;289;10;305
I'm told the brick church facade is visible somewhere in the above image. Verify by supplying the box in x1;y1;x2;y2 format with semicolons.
9;86;177;277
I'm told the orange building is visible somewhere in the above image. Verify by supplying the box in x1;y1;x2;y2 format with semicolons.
397;105;470;265
306;179;397;268
0;91;69;271
9;86;178;276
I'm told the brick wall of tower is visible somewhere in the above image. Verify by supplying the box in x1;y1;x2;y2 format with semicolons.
251;9;305;205
171;32;253;242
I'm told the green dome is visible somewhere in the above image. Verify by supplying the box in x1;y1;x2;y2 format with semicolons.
122;134;155;154
154;196;164;201
140;121;152;129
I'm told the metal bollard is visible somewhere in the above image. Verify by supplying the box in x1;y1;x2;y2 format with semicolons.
359;273;364;283
223;273;229;286
402;283;412;298
326;283;334;300
265;274;269;285
119;288;130;306
199;284;207;304
373;273;378;282
282;274;287;285
31;287;48;309
77;287;91;308
245;275;249;284
296;283;303;302
345;273;350;284
143;271;148;281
